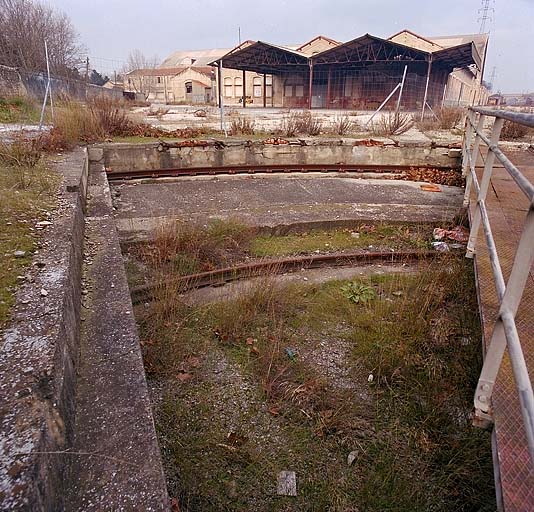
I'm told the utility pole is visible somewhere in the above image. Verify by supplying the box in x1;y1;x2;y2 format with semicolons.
478;0;495;33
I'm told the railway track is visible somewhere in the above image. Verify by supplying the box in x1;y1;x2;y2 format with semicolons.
107;163;457;181
131;249;439;304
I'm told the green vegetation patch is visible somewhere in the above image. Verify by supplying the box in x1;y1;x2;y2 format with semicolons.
0;96;40;124
125;221;433;290
138;256;495;511
0;158;59;326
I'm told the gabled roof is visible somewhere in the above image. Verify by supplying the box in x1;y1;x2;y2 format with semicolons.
296;35;340;55
429;33;489;62
126;67;186;77
208;31;482;74
211;41;309;73
311;33;430;66
388;29;444;52
159;48;230;68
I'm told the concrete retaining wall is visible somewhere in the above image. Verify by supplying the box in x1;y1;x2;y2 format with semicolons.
0;150;88;510
99;139;462;174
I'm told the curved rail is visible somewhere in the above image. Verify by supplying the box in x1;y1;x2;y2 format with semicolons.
131;249;438;304
107;163;457;181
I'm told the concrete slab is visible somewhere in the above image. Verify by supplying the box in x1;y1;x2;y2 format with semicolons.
111;174;463;240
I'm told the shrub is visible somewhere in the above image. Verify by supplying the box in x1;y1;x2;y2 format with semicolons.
229;114;255;135
331;115;353;135
44;95;135;149
501;119;529;140
0;134;41;168
371;110;413;136
280;111;322;136
417;107;464;131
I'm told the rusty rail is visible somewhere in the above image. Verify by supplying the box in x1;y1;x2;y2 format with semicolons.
131;249;437;304
106;163;457;181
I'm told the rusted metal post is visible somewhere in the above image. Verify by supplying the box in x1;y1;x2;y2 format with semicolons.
420;56;433;121
217;60;222;108
263;73;267;108
326;68;332;109
242;69;246;108
308;62;313;110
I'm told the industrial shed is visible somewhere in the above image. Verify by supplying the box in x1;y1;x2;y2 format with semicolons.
211;30;485;113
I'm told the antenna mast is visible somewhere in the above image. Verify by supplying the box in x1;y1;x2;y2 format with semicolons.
478;0;495;33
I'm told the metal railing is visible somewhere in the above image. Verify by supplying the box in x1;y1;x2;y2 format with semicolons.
462;106;534;464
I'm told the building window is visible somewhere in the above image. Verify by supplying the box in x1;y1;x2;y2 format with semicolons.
266;75;273;98
185;81;192;94
253;76;262;97
224;77;233;97
284;85;293;97
157;77;161;84
234;77;243;98
295;85;304;97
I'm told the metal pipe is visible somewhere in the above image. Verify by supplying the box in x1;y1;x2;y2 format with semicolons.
478;197;507;300
263;73;266;108
501;310;534;465
471;128;534;202
365;83;401;127
242;69;246;108
395;65;407;114
420;56;432;121
470;107;534;128
218;60;226;136
308;62;313;110
466;117;504;257
44;40;54;120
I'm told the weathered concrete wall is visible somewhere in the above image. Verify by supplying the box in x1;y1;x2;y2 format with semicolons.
0;65;26;96
0;150;88;511
100;139;462;174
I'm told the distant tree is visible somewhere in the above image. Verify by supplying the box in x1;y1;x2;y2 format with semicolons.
0;0;84;75
124;49;160;100
89;69;109;86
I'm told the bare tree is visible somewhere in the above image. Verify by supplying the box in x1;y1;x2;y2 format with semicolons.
0;0;84;76
123;49;160;100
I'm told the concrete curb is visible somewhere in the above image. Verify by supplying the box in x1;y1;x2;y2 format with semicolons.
65;156;169;510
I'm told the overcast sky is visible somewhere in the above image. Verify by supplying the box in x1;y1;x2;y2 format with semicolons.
49;0;533;93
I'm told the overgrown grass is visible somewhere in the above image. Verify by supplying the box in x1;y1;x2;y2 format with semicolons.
250;224;430;257
0;143;59;326
0;96;40;124
137;251;495;511
128;221;433;287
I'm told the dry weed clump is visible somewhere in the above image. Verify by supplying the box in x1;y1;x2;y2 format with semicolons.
229;114;255;135
280;110;322;136
139;219;255;277
418;106;464;131
501;119;530;140
41;95;212;150
0;133;42;168
371;110;413;136
43;96;134;148
331;114;354;135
